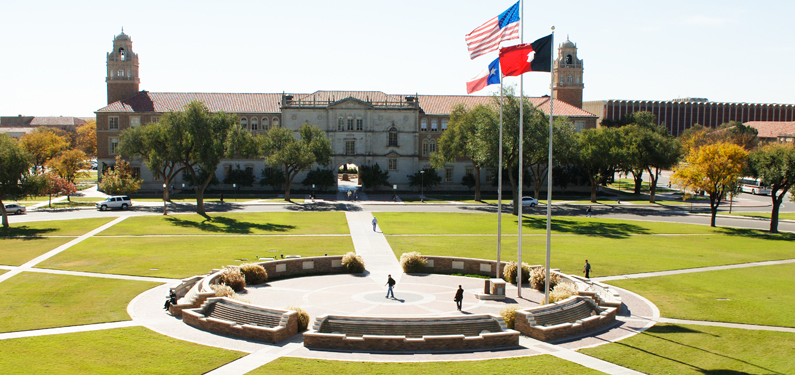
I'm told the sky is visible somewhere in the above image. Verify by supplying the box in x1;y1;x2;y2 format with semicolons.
1;0;794;117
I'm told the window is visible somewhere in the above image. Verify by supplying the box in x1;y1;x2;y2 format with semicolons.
388;158;398;171
345;140;355;155
262;117;270;131
108;117;119;130
445;167;453;182
151;116;160;123
388;128;398;147
431;119;438;131
338;117;344;131
119;48;126;61
575;121;585;132
356;117;363;131
240;117;248;130
118;69;124;77
567;74;573;83
109;137;119;154
441;119;448;131
130;116;140;127
347;117;354;131
251;117;258;131
422;140;429;156
132;167;141;179
429;139;437;154
421;119;428;131
566;54;572;64
272;117;279;127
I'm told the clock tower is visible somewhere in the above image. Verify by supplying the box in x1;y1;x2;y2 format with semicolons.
552;37;584;109
106;29;140;104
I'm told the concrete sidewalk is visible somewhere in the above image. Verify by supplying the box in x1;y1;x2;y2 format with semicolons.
345;211;402;284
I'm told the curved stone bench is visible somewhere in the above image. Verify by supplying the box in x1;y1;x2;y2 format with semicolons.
183;297;298;343
304;314;519;351
514;295;617;342
169;270;223;317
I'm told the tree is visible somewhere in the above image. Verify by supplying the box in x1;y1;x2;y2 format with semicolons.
18;129;69;174
75;120;97;157
260;123;332;201
431;103;496;201
672;142;747;227
578;127;620;202
98;156;143;195
301;168;336;191
42;173;77;207
260;167;285;191
746;143;795;233
407;168;441;191
0;135;45;227
643;132;681;203
47;149;89;201
223;165;255;189
461;173;476;190
616;121;681;199
359;164;390;191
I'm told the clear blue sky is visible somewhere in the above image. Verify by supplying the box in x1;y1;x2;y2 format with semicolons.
1;0;793;117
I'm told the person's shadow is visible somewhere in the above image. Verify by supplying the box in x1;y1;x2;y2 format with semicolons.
389;297;406;303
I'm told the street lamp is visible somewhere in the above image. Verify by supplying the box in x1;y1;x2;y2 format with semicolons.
233;183;237;202
162;183;168;215
393;184;397;202
311;184;316;201
420;170;425;203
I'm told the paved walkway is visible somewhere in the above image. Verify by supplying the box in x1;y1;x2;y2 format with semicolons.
0;321;140;341
593;258;795;282
345;211;402;284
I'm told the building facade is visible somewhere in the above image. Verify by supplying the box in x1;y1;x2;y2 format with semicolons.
95;32;598;191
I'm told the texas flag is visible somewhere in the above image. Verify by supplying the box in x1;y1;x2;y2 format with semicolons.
466;58;501;94
499;34;553;77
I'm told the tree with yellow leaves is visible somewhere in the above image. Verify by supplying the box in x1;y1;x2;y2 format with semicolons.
672;142;747;227
18;129;69;174
75;120;97;157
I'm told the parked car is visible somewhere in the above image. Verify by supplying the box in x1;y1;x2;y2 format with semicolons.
509;196;539;207
4;204;27;214
96;196;132;211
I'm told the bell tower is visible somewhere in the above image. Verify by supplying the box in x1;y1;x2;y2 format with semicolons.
106;29;140;104
552;37;584;109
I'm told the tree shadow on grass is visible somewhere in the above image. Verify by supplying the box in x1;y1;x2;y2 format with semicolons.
0;226;56;237
516;215;651;238
715;227;795;242
163;216;295;234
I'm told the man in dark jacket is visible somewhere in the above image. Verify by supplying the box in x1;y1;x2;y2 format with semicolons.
454;285;464;310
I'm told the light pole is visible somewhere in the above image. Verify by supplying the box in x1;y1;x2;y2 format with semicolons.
420;170;425;203
393;184;397;202
162;183;168;215
233;183;237;202
312;184;316;201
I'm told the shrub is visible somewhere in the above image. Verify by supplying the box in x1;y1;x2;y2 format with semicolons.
218;267;246;292
287;306;310;331
549;282;578;303
530;267;561;292
400;252;427;273
240;263;268;285
341;252;365;274
210;284;236;298
502;261;530;285
500;306;522;329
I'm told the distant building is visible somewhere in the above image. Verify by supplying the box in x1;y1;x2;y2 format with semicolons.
745;121;795;144
0;115;88;139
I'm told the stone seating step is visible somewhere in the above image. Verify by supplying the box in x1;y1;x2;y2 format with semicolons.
206;303;283;328
321;319;500;338
531;300;595;327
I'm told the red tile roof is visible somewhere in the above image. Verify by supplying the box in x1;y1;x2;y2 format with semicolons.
745;121;795;139
97;91;596;118
29;117;87;126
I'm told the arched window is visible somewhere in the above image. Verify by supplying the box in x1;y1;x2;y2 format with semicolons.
119;48;126;61
566;54;572;64
240;117;248;130
250;117;258;131
422;140;429;156
388;128;398;147
441;119;448;131
118;69;124;77
421;119;428;131
272;117;279;128
567;74;573;83
431;119;438;131
262;117;270;131
429;139;437;153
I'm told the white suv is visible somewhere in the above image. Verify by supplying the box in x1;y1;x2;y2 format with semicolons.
96;196;132;211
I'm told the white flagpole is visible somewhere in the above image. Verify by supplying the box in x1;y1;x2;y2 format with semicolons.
516;0;524;298
497;70;504;279
544;27;555;305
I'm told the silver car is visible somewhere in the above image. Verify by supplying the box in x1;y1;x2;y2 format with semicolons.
96;196;132;211
4;204;27;214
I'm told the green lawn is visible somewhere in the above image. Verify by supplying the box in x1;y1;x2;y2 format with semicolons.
608;263;795;327
377;212;727;235
580;324;795;375
250;355;604;375
0;272;158;332
0;217;115;237
49;202;96;208
41;236;355;278
0;237;75;266
726;212;795;220
387;232;795;277
100;212;348;236
0;326;244;374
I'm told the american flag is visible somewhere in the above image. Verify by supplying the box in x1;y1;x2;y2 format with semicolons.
465;1;520;60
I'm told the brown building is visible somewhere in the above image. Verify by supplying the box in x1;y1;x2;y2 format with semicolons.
745;121;795;144
0;115;88;139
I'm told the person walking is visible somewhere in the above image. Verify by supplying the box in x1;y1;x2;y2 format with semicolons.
586;206;592;217
454;285;464;311
583;260;592;279
385;274;396;298
372;216;378;232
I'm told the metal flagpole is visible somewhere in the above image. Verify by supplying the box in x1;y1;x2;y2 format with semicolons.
497;71;504;279
516;0;524;298
544;27;555;304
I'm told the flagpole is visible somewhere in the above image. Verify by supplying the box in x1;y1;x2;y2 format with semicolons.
497;71;504;279
544;27;555;305
516;0;524;299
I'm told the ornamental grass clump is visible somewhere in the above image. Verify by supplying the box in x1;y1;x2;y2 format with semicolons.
530;267;560;292
502;261;530;285
500;306;522;329
341;252;365;274
240;263;268;285
400;252;427;273
218;267;246;292
287;306;310;331
210;284;250;303
548;282;578;303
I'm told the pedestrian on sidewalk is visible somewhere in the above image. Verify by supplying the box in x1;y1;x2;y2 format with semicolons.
372;216;378;232
454;285;464;310
347;191;352;200
220;192;224;204
583;259;591;279
385;274;396;298
586;206;592;217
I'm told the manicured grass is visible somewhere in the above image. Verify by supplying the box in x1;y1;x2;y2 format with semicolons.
41;236;355;278
250;355;604;375
608;263;795;327
377;212;726;235
387;232;795;277
100;212;348;236
0;326;244;374
0;237;74;266
0;272;158;332
726;212;795;220
49;202;96;208
580;324;795;375
0;217;114;237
